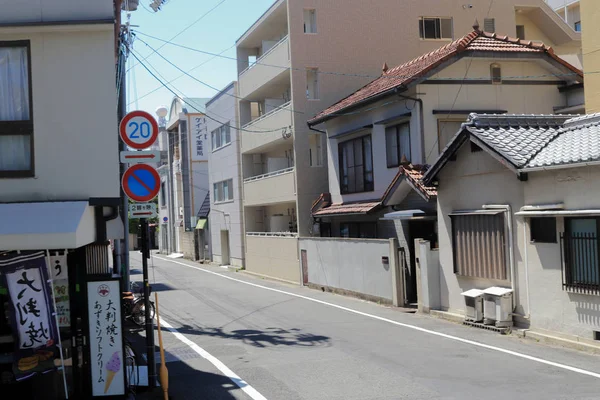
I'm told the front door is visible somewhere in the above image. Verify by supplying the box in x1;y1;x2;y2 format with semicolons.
221;230;230;266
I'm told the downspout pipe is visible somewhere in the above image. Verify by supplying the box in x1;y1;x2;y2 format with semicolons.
396;93;425;163
481;204;527;318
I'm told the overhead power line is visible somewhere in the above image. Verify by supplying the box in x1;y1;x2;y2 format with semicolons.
130;49;293;134
134;35;304;115
132;30;590;81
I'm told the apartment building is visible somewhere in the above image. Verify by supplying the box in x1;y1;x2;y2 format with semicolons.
547;0;581;31
161;97;211;259
581;0;600;113
235;0;582;283
206;82;245;268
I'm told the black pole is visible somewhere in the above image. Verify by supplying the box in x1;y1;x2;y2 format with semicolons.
141;218;156;387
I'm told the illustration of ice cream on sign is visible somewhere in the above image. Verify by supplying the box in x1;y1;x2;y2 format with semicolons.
104;351;121;393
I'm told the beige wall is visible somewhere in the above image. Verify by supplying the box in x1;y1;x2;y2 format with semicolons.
244;169;296;207
0;0;113;23
436;140;600;340
581;0;600;113
245;235;300;283
0;27;119;202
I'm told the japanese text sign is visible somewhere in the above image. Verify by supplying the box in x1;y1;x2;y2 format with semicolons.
1;251;58;381
191;115;208;162
49;252;70;328
87;280;125;396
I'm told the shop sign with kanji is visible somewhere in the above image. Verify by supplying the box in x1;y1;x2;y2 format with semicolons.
87;280;125;396
191;115;208;162
1;251;58;381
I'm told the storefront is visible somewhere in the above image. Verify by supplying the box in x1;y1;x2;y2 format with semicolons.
0;201;125;399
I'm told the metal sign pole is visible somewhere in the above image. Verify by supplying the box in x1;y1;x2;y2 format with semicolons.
141;218;156;387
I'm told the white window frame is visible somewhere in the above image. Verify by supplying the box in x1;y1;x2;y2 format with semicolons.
304;9;317;34
306;68;319;100
419;17;453;40
211;122;231;151
213;179;234;203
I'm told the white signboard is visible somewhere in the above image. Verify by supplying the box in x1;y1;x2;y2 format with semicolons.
191;115;208;162
129;202;157;219
49;252;70;328
6;268;52;349
87;280;125;397
120;150;161;165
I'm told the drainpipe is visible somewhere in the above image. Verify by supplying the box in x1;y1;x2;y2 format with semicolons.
396;93;425;163
522;222;531;318
481;204;525;318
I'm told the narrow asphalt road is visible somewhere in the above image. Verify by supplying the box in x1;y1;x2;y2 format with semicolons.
130;252;600;400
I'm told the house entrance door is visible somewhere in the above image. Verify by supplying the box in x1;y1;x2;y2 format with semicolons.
407;220;437;305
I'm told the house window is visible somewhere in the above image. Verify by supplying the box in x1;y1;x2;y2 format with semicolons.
306;68;319;100
516;25;525;40
437;119;464;153
451;212;507;280
213;179;234;203
304;9;317;33
574;21;581;32
309;133;323;167
530;217;557;243
419;17;453;39
211;122;231;151
340;222;377;239
339;135;374;194
160;181;167;207
385;122;411;168
0;41;33;177
491;63;502;84
561;218;600;292
484;18;495;33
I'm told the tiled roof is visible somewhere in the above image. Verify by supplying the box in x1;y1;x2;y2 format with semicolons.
402;166;438;200
527;113;600;169
422;113;600;185
312;201;381;217
309;30;582;125
466;114;570;168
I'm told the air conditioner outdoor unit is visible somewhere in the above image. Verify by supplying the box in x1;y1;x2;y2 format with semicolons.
482;287;513;328
461;289;484;322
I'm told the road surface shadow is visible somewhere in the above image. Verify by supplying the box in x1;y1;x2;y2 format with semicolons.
161;324;330;349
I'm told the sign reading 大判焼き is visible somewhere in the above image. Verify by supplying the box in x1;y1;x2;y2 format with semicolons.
87;280;125;396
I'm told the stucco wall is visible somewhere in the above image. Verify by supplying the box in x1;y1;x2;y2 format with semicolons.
178;227;196;261
207;83;245;267
436;144;525;315
582;0;600;113
300;237;394;301
245;235;300;283
0;28;119;202
0;0;113;24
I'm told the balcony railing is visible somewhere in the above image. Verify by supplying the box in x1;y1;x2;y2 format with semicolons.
560;232;600;295
247;232;298;237
243;101;291;128
244;167;294;183
240;35;289;77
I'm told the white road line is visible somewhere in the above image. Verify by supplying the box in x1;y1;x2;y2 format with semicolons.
153;255;600;380
159;316;268;400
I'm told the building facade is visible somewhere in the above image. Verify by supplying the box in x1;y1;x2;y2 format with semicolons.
207;82;245;267
236;0;582;284
581;0;600;113
0;1;124;397
547;0;581;31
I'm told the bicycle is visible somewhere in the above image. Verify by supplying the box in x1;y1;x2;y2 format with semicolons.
122;282;155;327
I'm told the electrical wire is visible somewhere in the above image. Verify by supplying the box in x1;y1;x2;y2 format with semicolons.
132;30;588;81
127;0;228;73
128;43;236;106
130;49;294;134
134;35;304;115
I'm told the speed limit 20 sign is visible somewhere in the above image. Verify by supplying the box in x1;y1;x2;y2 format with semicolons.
119;110;159;150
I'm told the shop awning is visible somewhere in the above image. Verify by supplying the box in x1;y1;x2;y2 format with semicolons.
380;210;435;220
195;218;208;230
0;201;95;251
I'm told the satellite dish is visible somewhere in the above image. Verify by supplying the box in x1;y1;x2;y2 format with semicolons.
155;106;168;118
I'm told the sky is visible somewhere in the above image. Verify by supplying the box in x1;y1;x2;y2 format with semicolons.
125;0;276;116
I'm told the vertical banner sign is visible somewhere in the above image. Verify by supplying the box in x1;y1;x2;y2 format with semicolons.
191;115;208;162
87;280;125;396
49;251;70;328
0;251;58;381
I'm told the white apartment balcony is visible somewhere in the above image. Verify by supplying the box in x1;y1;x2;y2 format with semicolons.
241;101;293;154
238;35;290;99
243;167;296;206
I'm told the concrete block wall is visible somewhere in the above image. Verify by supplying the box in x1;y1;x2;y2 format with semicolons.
178;227;196;260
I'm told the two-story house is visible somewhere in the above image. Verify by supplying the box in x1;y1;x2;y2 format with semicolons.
305;26;583;306
0;0;124;397
236;0;581;284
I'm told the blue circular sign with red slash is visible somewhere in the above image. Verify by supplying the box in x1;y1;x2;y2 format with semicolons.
122;164;161;202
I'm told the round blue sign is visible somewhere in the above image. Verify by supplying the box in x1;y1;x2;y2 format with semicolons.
163;217;168;222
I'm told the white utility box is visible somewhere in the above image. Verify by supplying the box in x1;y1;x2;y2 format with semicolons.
461;289;485;322
482;287;513;328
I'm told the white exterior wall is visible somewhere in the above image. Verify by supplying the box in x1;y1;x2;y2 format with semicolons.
0;0;113;24
0;26;119;202
207;83;245;267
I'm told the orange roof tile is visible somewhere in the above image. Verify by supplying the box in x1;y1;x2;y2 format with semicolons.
312;201;381;217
